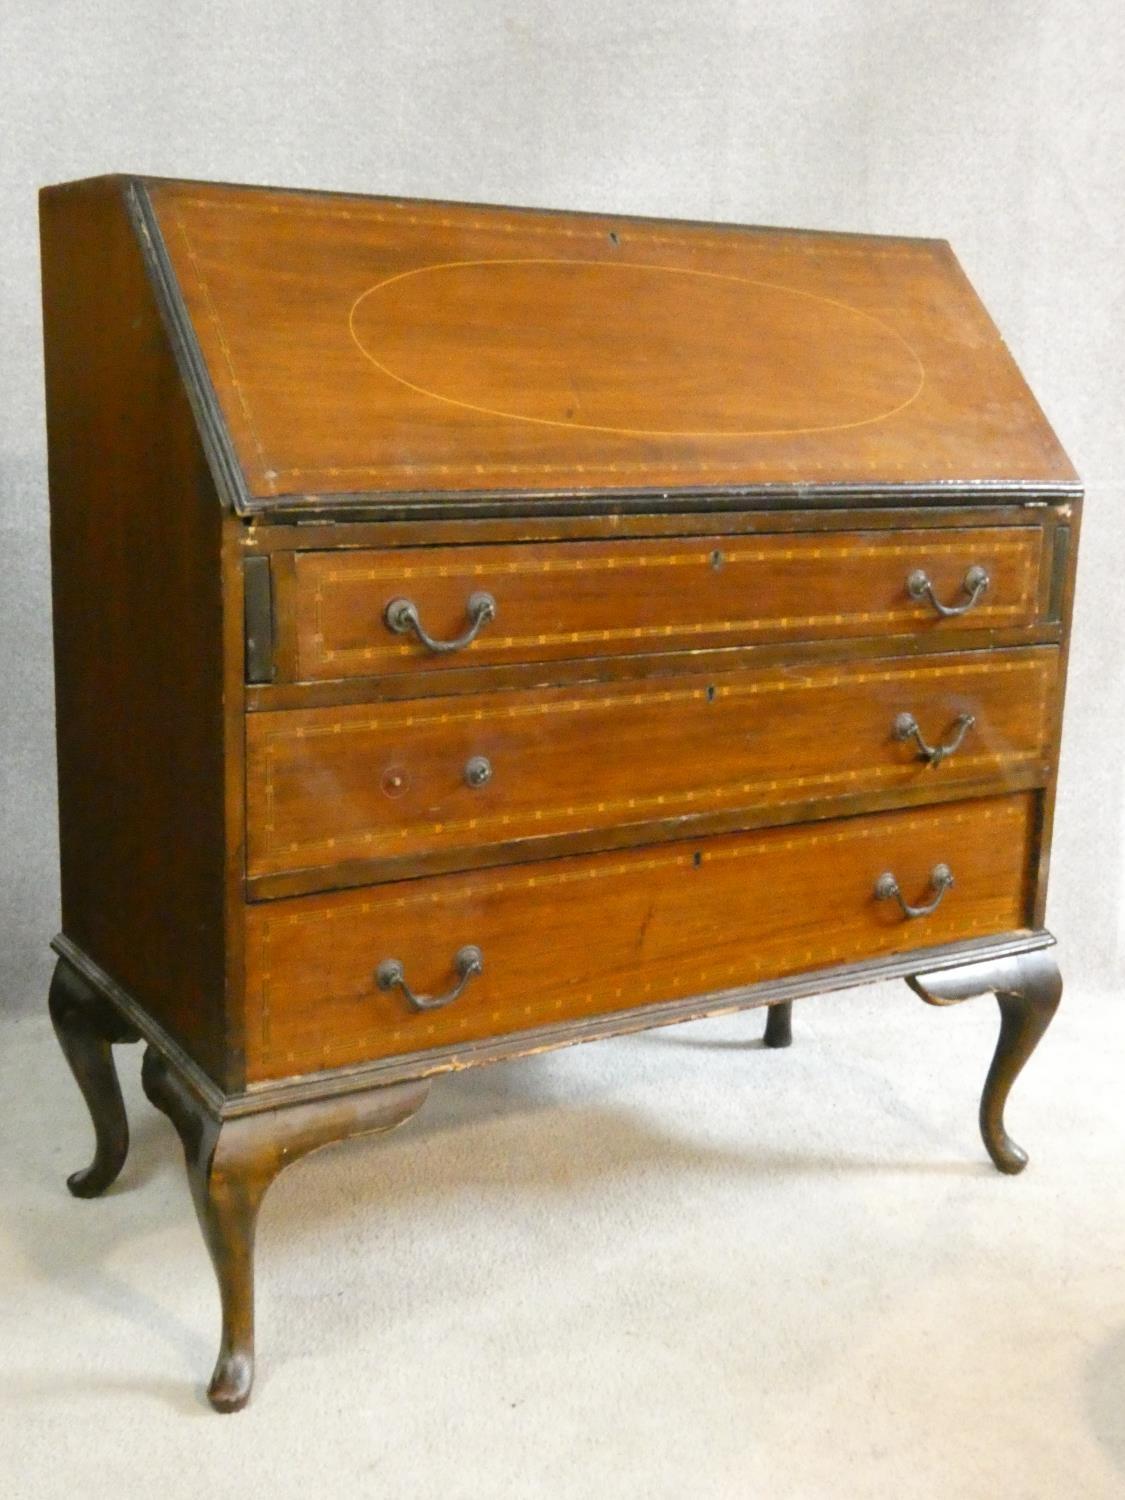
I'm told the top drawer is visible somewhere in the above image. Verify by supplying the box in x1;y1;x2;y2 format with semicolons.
284;527;1046;681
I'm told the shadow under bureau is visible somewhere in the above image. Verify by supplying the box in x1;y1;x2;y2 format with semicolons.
39;175;1080;1411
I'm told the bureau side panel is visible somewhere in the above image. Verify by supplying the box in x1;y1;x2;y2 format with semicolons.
1030;495;1082;926
40;177;233;1085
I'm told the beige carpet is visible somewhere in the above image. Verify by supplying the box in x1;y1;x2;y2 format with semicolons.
2;970;1123;1499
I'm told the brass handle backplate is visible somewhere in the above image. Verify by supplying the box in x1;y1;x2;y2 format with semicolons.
906;564;990;618
384;591;497;653
893;711;975;767
874;863;954;919
376;945;484;1012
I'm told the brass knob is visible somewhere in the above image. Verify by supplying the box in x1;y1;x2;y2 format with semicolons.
464;755;492;788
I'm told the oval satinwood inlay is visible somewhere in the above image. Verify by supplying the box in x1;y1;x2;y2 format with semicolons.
349;259;925;438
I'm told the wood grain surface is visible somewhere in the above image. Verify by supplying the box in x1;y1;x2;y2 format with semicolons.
40;176;237;1083
145;179;1076;505
243;792;1035;1080
245;647;1056;880
287;526;1046;681
41;173;1080;1413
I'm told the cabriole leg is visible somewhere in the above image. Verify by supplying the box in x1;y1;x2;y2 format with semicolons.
142;1047;430;1412
908;949;1062;1174
763;1001;793;1049
48;956;141;1197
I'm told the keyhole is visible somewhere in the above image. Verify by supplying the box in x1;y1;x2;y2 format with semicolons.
693;851;703;868
710;549;725;570
706;684;717;703
608;230;620;246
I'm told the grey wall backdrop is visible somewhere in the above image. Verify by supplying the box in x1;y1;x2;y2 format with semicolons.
2;1;1122;1012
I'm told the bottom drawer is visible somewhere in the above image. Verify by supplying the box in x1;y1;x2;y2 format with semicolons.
244;792;1035;1081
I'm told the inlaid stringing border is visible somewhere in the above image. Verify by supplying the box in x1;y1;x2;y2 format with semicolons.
346;258;927;441
163;191;997;492
318;535;1035;582
269;653;1046;741
302;535;1039;669
173;192;941;260
248;799;1028;1066
256;753;1027;866
169;206;272;485
249;655;1052;863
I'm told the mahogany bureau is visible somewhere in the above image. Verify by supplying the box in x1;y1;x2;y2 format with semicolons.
39;175;1079;1411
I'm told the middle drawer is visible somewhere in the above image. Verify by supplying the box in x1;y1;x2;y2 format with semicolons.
246;646;1056;885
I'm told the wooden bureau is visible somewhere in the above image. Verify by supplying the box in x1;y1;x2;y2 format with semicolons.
39;176;1079;1411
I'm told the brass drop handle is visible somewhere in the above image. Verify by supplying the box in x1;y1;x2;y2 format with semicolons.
376;945;483;1012
874;863;954;919
892;711;975;767
906;564;990;618
384;591;497;653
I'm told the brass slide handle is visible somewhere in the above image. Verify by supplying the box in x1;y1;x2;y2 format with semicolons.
874;864;954;919
376;945;484;1012
384;591;497;653
906;564;990;618
893;711;975;767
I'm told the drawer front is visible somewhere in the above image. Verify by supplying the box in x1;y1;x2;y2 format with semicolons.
289;527;1045;681
244;792;1035;1080
246;648;1056;881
